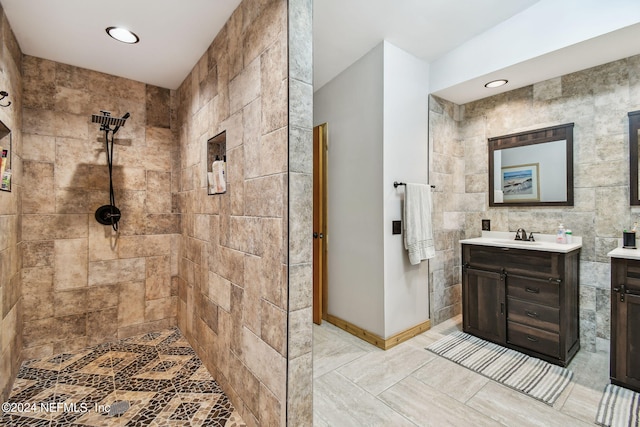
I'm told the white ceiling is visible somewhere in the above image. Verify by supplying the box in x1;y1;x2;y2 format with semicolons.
312;0;539;90
0;0;639;104
0;0;243;90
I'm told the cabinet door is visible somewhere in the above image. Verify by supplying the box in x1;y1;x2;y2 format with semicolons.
463;267;505;343
612;290;640;390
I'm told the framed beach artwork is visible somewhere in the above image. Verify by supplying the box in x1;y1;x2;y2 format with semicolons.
501;163;540;202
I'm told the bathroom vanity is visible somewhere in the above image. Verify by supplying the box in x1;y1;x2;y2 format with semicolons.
607;248;640;392
460;232;581;366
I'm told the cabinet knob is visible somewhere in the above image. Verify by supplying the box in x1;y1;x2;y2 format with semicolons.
526;335;539;343
525;310;538;318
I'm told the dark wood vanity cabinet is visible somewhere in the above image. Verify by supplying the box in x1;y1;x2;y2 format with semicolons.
462;244;580;366
610;257;640;392
463;267;506;344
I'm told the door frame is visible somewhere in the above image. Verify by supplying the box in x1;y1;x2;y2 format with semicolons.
313;123;328;324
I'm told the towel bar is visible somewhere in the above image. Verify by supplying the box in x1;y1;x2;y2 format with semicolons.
394;181;435;189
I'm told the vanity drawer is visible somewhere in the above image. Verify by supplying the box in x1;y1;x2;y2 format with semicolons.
507;297;559;332
464;245;560;280
508;321;560;358
507;275;560;307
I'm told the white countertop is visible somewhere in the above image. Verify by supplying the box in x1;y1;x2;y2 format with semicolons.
608;247;640;260
460;231;582;253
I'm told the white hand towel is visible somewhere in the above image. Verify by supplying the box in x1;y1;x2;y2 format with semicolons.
403;183;435;265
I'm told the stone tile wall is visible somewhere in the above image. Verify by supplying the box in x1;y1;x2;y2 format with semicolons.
20;57;179;360
429;54;640;352
175;0;313;424
0;5;23;403
428;97;465;325
286;0;313;424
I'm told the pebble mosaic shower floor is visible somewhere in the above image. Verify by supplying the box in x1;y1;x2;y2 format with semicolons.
1;328;245;426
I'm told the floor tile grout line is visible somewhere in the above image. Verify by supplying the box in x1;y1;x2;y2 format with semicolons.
318;349;372;377
330;369;420;427
379;375;501;427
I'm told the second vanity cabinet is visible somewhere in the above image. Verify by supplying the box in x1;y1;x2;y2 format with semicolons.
609;256;640;392
462;243;580;366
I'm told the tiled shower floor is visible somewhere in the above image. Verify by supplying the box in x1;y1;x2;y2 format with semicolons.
1;328;245;426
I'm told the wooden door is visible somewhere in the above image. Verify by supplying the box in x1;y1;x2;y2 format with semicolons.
463;266;506;344
313;124;328;325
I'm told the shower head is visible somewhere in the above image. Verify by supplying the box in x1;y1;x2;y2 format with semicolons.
92;112;127;128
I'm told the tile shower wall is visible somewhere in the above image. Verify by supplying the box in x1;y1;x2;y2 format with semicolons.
429;54;640;352
428;97;465;325
20;57;179;359
0;5;23;403
286;0;314;425
175;0;313;425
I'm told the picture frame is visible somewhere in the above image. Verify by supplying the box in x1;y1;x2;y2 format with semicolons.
501;163;540;202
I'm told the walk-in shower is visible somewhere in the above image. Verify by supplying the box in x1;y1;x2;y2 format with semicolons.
91;110;129;231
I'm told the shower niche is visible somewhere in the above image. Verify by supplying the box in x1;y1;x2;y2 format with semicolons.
207;131;227;195
0;119;11;192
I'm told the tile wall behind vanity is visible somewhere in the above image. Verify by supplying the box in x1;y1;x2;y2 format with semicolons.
429;54;640;352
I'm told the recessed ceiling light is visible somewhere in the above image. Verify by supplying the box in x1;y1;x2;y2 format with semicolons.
485;79;508;88
106;27;139;44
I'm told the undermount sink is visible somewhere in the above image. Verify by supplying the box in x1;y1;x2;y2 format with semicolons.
491;239;541;245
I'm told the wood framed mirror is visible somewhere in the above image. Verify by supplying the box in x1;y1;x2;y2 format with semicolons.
629;111;640;205
489;123;574;207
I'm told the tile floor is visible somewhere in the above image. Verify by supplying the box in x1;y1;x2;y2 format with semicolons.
1;328;245;427
313;315;610;426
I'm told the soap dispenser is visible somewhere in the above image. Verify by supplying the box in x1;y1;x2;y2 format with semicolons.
556;223;566;244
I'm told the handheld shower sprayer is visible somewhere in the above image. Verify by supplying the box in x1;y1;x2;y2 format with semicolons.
91;110;130;231
112;112;130;135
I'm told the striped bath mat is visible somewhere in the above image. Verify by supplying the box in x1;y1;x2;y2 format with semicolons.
596;384;640;427
426;331;572;405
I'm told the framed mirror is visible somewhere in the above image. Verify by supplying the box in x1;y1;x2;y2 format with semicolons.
489;123;574;207
629;111;640;205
